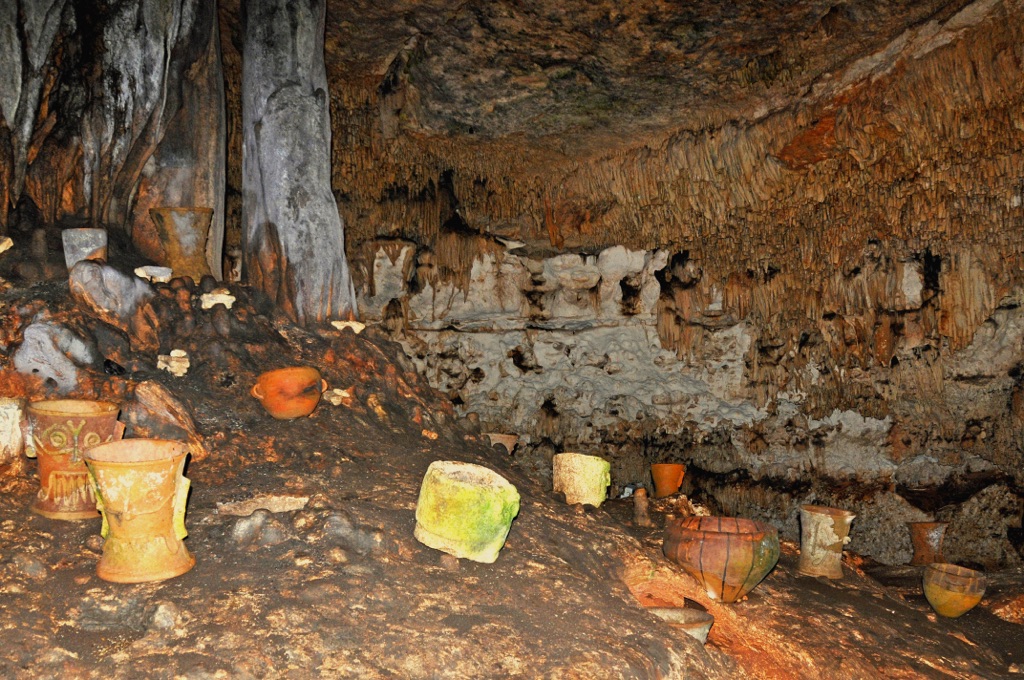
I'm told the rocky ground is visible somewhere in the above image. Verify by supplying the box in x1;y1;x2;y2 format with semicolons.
0;238;1022;678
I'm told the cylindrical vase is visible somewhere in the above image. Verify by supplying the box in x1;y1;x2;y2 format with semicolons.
908;521;948;566
84;438;194;583
798;504;856;579
552;453;611;507
62;228;108;269
27;399;123;520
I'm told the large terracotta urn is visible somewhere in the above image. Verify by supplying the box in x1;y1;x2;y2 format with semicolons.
84;438;194;583
663;516;780;603
26;399;123;520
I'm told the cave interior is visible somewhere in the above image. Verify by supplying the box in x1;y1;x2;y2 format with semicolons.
0;0;1023;677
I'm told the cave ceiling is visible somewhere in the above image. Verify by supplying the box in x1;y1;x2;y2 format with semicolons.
305;0;973;151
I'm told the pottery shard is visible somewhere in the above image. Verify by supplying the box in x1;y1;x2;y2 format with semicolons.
121;381;209;461
69;260;159;351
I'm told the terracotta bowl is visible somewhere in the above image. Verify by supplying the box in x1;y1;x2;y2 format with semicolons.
251;366;327;419
663;516;780;603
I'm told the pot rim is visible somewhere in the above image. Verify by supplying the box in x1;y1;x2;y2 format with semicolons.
84;438;189;465
669;515;777;540
799;504;856;519
925;562;984;581
256;365;321;379
27;399;119;417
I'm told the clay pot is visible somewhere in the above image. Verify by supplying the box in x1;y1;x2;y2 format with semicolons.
923;563;986;618
483;433;518;454
148;207;214;282
414;461;521;563
651;463;686;498
908;521;948;566
26;399;123;520
250;366;328;419
552;452;611;508
0;397;26;464
84;438;194;583
61;228;107;269
647;607;715;644
798;504;856;579
663;516;780;603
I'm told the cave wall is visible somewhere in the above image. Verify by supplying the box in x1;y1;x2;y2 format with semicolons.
0;0;226;277
320;0;1024;566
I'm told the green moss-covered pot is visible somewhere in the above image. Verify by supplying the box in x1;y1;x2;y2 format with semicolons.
414;461;521;564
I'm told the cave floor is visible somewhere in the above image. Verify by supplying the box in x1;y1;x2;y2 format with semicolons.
0;276;1022;679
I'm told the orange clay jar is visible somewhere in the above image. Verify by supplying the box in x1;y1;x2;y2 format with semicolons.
250;366;327;419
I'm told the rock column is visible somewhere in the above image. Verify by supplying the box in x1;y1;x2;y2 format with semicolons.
241;0;357;325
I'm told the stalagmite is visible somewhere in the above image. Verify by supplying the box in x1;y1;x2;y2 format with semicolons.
241;0;356;325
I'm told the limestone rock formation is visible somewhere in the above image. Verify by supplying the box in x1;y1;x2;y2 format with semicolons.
241;0;357;325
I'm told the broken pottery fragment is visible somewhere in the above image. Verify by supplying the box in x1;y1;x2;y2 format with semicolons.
157;349;190;377
61;228;107;269
84;438;194;583
134;265;173;283
414;460;520;564
330;320;365;334
552;452;611;507
923;563;986;618
325;388;352;406
200;288;235;310
663;516;780;603
26;399;123;520
647;607;715;644
798;504;856;579
251;366;327;419
483;432;518;454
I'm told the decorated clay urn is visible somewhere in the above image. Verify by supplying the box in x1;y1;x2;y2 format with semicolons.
26;399;123;520
663;516;780;603
84;438;194;583
923;563;986;618
250;366;328;419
